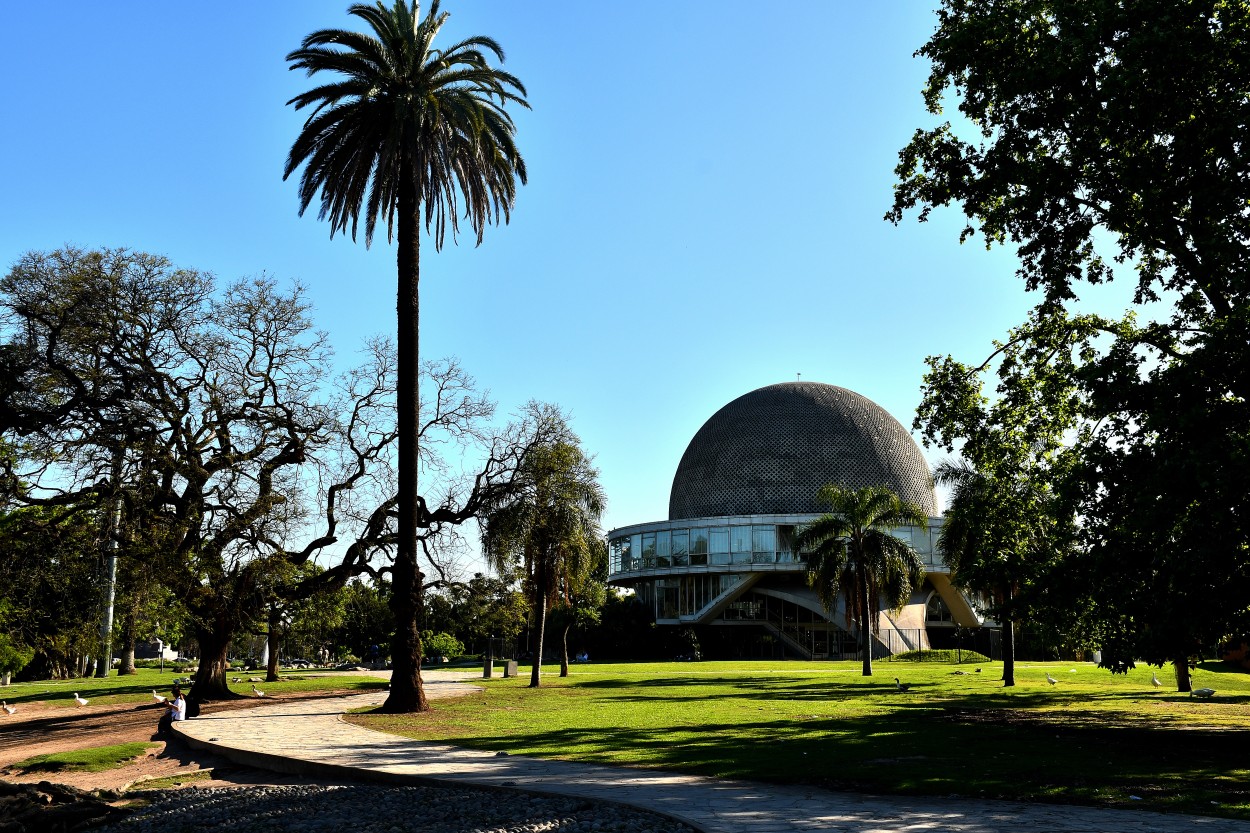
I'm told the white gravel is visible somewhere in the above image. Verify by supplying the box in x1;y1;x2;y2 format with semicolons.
97;782;700;833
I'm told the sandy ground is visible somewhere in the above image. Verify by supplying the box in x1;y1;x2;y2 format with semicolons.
0;673;398;793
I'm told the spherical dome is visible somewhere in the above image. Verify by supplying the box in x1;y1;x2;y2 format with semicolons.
668;382;936;519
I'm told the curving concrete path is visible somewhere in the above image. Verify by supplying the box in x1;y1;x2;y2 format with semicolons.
174;671;1247;833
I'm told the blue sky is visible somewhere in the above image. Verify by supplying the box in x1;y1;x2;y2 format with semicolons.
1;2;1044;560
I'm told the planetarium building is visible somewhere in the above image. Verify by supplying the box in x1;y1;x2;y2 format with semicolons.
606;381;986;659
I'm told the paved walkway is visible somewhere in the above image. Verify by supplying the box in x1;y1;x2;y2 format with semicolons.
174;671;1247;833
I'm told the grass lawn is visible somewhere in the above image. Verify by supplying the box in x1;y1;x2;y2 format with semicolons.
0;668;387;709
349;659;1250;820
129;769;218;791
10;742;159;773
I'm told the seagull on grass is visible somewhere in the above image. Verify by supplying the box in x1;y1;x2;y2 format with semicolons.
152;690;168;704
73;693;89;707
1190;688;1216;699
1151;673;1162;689
1045;672;1059;686
894;678;912;692
2;701;15;715
251;684;266;698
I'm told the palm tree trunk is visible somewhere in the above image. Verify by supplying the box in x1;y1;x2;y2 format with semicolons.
530;591;547;688
383;163;428;713
860;568;873;677
560;621;571;677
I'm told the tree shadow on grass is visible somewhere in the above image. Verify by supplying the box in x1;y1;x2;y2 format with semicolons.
446;709;1250;819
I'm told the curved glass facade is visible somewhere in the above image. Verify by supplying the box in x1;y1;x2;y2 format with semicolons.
608;515;946;578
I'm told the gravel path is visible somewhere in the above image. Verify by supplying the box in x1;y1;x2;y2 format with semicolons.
97;782;698;833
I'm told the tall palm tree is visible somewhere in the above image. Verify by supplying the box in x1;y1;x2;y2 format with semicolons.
482;434;605;688
284;0;528;712
796;484;927;676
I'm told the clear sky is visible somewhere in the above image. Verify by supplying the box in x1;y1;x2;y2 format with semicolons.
1;2;1044;566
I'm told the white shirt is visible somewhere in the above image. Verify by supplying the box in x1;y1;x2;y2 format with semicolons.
171;695;187;721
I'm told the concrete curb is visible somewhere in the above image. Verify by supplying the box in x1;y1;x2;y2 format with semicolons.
172;721;711;832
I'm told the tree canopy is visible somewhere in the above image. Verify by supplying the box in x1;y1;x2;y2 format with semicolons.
892;0;1250;684
482;408;604;688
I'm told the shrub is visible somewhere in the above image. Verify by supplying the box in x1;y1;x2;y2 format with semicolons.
421;631;464;660
891;649;990;663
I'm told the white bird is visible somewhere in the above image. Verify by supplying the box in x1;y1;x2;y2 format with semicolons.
251;684;265;698
232;677;240;684
2;701;15;715
1151;673;1162;689
73;693;88;707
248;676;262;683
894;677;911;692
952;670;968;676
1191;688;1216;699
152;689;167;704
1045;672;1058;686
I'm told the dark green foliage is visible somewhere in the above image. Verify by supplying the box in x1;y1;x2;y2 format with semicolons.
0;508;101;679
890;648;990;663
335;579;395;661
424;573;529;657
893;0;1250;687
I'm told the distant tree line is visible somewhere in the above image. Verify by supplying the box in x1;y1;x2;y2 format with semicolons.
0;246;619;695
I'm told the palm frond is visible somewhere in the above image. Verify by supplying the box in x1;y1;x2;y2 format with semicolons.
284;0;528;248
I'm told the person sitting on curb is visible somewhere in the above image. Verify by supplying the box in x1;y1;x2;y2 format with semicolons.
157;685;187;736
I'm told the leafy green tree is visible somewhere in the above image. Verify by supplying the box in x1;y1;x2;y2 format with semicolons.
424;572;528;656
552;538;607;677
890;0;1250;688
482;413;605;687
0;601;34;682
335;579;394;662
285;0;528;713
421;630;463;660
919;307;1084;686
0;507;101;679
796;485;927;676
934;461;1074;686
0;249;402;697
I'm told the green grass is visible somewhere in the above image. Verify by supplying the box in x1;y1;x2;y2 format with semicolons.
129;769;217;791
349;659;1250;820
0;668;387;708
10;743;159;774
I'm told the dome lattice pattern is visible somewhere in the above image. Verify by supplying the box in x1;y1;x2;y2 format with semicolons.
668;382;936;520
